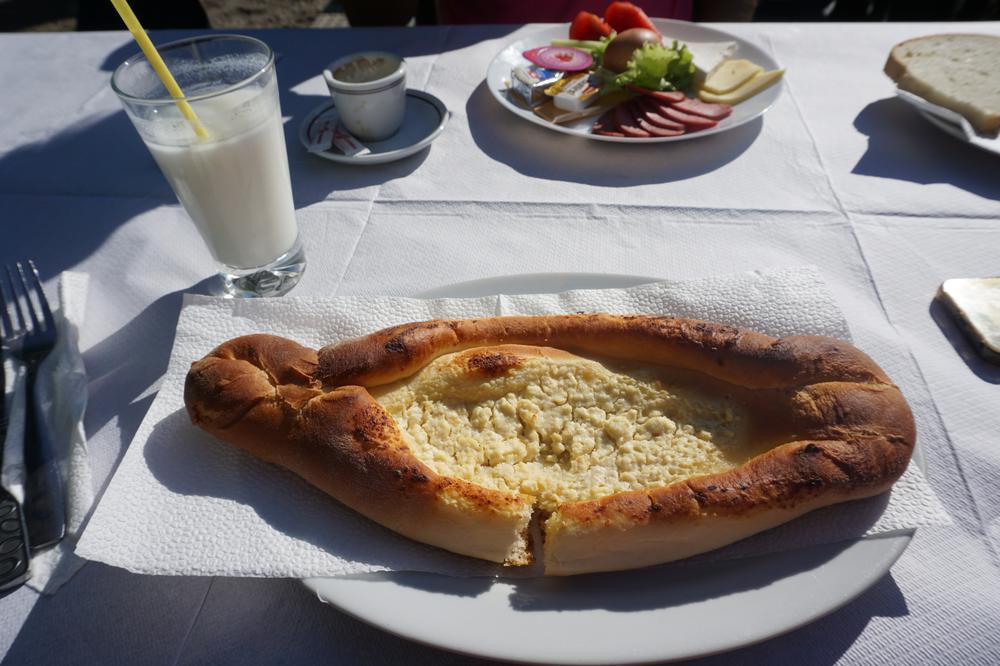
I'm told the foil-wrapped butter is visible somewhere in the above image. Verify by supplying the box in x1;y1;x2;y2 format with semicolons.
510;65;564;107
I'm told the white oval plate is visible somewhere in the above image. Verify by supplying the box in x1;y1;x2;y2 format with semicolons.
299;89;449;165
486;20;783;143
303;273;912;665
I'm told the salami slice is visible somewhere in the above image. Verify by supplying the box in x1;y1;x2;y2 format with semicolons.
671;97;733;120
660;106;718;131
592;109;625;136
614;103;651;138
636;117;684;137
649;90;686;104
625;85;686;104
636;98;685;130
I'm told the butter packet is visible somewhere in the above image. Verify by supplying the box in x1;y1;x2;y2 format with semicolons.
545;73;603;112
510;65;564;108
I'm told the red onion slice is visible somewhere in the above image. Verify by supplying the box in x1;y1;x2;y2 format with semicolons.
522;46;594;72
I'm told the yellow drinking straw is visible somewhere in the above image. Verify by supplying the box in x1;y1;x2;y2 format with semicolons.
109;0;210;139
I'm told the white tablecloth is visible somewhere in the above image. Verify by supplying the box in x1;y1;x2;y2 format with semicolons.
1;22;998;665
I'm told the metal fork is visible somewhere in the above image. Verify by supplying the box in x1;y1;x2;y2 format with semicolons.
0;334;31;589
1;261;65;552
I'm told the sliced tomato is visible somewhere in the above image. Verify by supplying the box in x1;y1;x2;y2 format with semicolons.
604;2;658;34
569;11;613;41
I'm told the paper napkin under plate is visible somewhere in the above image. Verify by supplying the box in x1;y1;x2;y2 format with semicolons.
75;266;950;578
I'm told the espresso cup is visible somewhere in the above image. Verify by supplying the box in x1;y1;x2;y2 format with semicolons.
323;52;406;141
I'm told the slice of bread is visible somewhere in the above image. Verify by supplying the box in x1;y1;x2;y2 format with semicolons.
885;34;1000;135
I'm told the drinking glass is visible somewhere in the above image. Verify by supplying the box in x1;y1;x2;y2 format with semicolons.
112;35;306;297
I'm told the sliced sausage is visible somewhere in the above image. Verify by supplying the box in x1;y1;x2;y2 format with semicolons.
647;90;686;104
660;106;718;131
671;97;732;120
625;85;686;104
614;103;651;138
591;108;618;134
627;100;683;136
636;99;685;130
637;97;677;118
636;117;684;137
624;85;686;104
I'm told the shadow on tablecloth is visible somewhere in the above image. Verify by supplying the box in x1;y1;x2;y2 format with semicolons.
465;80;764;187
0;108;171;279
80;277;215;505
852;98;999;201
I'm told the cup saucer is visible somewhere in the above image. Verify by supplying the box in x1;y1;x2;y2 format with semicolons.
299;89;449;165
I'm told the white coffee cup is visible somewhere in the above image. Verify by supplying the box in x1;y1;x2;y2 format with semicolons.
323;52;406;141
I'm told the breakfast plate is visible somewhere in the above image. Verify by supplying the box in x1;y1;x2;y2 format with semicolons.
303;273;913;665
299;90;449;165
486;20;783;143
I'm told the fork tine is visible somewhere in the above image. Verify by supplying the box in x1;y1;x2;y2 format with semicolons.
14;262;41;334
3;265;25;334
0;268;15;336
27;260;55;333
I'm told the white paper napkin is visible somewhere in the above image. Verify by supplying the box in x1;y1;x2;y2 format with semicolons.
2;272;93;593
75;266;950;578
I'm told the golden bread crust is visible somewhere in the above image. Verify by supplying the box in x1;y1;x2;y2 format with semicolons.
184;315;915;575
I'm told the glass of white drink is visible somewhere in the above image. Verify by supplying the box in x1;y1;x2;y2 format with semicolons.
111;35;305;297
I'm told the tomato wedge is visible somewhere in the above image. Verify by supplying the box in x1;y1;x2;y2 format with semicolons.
569;11;613;41
604;2;658;34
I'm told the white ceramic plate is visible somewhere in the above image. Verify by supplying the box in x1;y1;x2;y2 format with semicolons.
486;20;783;143
895;88;1000;156
299;89;449;165
303;273;912;665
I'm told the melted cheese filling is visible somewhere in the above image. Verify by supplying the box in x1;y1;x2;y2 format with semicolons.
376;352;753;512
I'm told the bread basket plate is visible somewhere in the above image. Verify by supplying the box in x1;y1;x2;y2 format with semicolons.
486;20;783;144
895;88;1000;156
303;273;913;665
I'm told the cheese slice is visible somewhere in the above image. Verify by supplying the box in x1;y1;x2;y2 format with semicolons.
699;69;784;105
684;40;738;76
703;59;763;95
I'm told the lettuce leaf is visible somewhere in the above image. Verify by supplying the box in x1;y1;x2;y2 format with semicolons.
613;40;695;92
